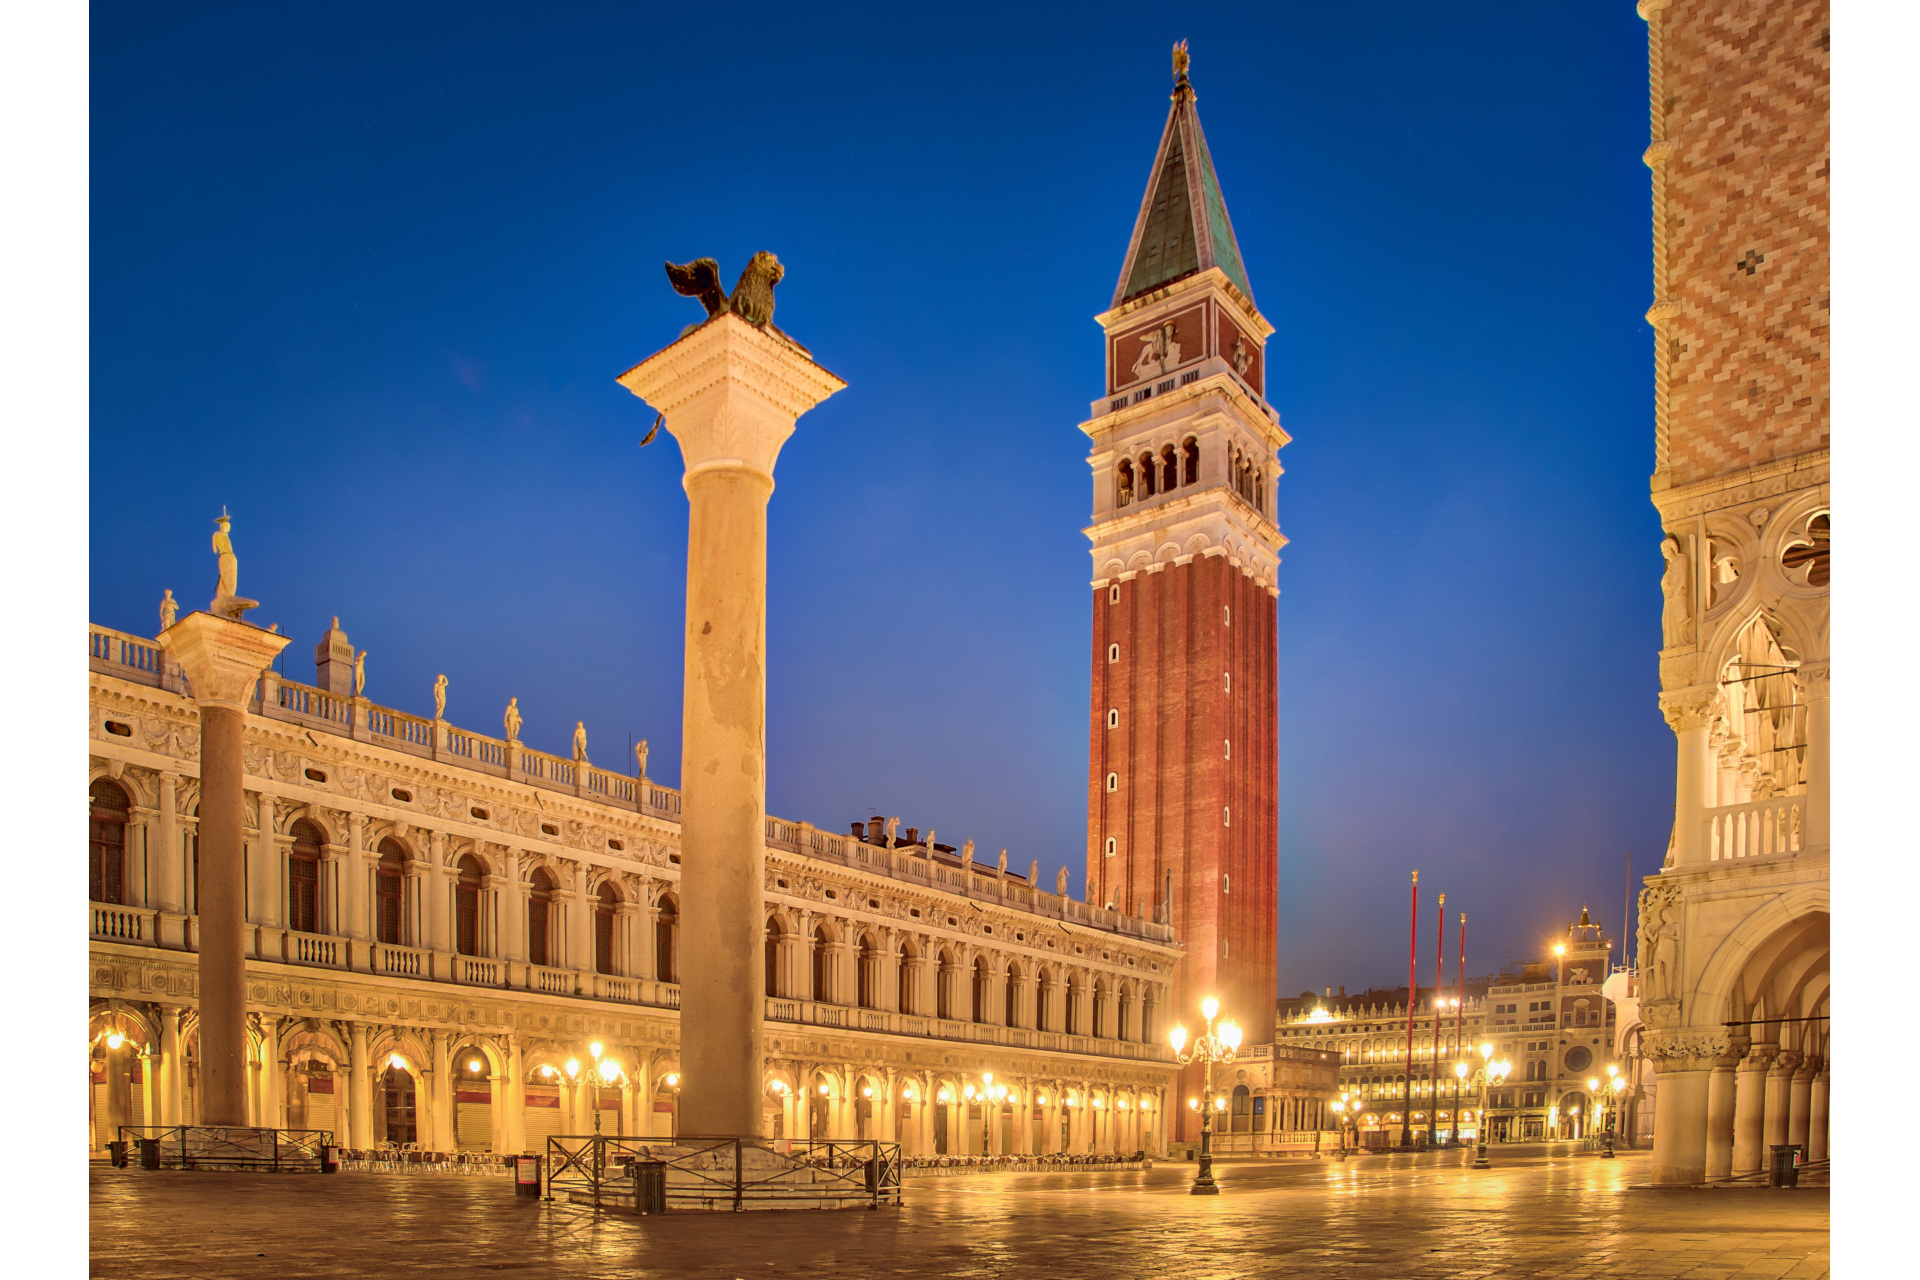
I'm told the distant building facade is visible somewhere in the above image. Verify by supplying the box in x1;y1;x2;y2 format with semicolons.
1276;912;1624;1146
1634;0;1830;1185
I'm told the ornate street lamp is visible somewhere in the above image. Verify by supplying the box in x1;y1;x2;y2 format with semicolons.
1169;997;1242;1196
1452;1060;1470;1146
1472;1042;1512;1169
1603;1064;1624;1158
1330;1099;1347;1160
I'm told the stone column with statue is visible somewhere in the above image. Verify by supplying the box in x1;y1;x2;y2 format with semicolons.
158;511;289;1127
618;253;844;1140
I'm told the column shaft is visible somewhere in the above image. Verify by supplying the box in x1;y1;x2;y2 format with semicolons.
197;704;251;1125
1704;1063;1738;1180
676;467;774;1139
1732;1057;1771;1174
1650;1065;1710;1184
1807;1072;1829;1162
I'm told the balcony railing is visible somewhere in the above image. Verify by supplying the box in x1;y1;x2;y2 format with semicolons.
1707;796;1803;861
760;996;1174;1063
88;622;1176;947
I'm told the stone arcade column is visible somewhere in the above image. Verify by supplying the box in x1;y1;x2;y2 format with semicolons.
1764;1051;1800;1154
1731;1044;1776;1175
1802;664;1830;851
618;310;845;1139
158;612;289;1126
348;1021;374;1149
1789;1055;1818;1151
1661;690;1720;866
1703;1040;1747;1181
1646;1030;1725;1184
1807;1065;1829;1161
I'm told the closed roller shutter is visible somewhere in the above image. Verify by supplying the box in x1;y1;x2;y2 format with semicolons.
524;1085;563;1145
456;1089;493;1150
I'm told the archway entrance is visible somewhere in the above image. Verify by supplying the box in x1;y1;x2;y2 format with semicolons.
380;1067;417;1146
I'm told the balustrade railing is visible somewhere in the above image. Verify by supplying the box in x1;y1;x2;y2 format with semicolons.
459;957;501;986
1708;796;1803;861
530;965;575;996
288;931;341;967
91;905;148;942
374;943;426;978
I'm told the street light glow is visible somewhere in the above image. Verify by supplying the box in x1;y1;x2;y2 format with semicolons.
1169;1024;1189;1054
564;1058;580;1078
1219;1021;1243;1051
1200;997;1220;1022
589;1041;603;1059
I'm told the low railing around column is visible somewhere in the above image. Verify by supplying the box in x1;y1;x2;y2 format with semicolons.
115;1125;335;1172
1707;796;1803;861
544;1134;902;1211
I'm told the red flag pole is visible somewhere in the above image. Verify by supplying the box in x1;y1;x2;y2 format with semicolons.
1428;892;1445;1147
1453;911;1467;1145
1401;870;1418;1150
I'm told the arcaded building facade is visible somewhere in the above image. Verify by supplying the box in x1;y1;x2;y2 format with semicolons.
87;623;1184;1156
1634;0;1829;1183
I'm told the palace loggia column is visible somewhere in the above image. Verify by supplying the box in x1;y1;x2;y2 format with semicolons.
158;612;288;1127
619;311;845;1139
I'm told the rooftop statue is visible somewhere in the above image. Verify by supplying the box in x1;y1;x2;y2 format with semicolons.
352;650;367;698
208;507;260;620
504;697;523;742
433;673;448;720
635;738;649;780
572;720;589;764
158;589;178;632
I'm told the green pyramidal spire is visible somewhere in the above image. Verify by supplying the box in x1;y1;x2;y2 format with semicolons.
1113;45;1255;309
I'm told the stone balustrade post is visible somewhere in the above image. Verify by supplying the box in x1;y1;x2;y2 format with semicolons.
618;309;844;1140
157;611;288;1126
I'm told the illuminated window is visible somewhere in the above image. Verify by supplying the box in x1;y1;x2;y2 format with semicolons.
1106;773;1118;792
1108;644;1120;663
1107;709;1119;728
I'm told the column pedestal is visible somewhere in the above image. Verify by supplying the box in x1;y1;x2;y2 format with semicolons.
157;612;288;1127
618;310;844;1139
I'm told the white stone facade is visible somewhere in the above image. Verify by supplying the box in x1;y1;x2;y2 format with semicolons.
86;622;1181;1158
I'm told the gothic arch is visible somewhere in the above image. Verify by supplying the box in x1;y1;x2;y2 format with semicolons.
1691;886;1830;1029
88;1000;159;1052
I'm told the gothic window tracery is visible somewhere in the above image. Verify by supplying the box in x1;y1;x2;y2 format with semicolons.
1782;511;1830;588
1718;614;1808;800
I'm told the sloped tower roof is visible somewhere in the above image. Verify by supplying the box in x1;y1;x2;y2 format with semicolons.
1112;45;1256;310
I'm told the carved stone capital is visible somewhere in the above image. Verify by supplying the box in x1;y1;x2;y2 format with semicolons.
616;312;846;484
1799;662;1830;701
1659;687;1721;733
1636;0;1672;19
157;611;290;712
1643;1029;1729;1071
1645;299;1679;328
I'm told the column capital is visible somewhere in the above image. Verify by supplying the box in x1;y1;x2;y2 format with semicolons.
616;312;846;485
158;612;290;712
1659;686;1722;733
1643;1028;1731;1072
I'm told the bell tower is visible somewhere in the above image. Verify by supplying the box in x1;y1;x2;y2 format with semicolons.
1083;48;1289;1124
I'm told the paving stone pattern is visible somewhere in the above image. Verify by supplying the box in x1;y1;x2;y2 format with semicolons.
89;1147;1827;1279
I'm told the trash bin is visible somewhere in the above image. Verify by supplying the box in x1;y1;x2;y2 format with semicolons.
629;1159;667;1215
107;1140;128;1168
320;1145;339;1175
514;1155;543;1199
1769;1144;1802;1187
137;1138;161;1170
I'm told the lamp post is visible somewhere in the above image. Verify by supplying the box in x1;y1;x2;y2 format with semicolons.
1169;997;1242;1196
1603;1065;1624;1158
1331;1099;1347;1160
1472;1041;1512;1169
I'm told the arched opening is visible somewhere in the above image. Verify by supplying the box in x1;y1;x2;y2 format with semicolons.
376;839;406;944
1161;445;1179;492
89;779;131;905
857;934;877;1009
765;918;785;998
1231;1084;1252;1134
812;925;833;1003
1182;436;1199;485
1139;452;1157;497
455;853;484;956
897;939;917;1014
288;819;325;935
936;949;955;1021
1092;979;1108;1039
972;957;990;1024
594;882;619;974
527;869;555;966
1004;963;1022;1028
381;1064;417;1146
286;1051;340;1134
453;1048;493;1150
1067;976;1084;1035
655;897;678;984
1116;458;1135;508
1117;989;1132;1042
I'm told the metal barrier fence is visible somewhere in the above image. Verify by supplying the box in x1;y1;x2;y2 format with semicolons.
544;1135;902;1211
115;1125;335;1172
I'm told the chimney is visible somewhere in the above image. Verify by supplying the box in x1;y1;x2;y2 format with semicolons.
1339;985;1346;999
848;821;864;838
866;817;884;843
904;827;919;846
314;617;353;695
1325;987;1331;998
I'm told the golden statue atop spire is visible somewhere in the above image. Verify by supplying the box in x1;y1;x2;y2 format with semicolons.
1172;39;1190;85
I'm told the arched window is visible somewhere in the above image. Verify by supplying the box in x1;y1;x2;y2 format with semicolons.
1182;437;1199;485
381;1065;417;1145
288;820;324;935
594;882;619;975
89;779;130;905
972;957;990;1024
1036;974;1052;1032
527;868;555;966
1067;976;1084;1035
936;949;955;1021
897;939;917;1014
1161;445;1179;492
765;918;784;998
1231;1084;1252;1134
1116;458;1135;508
812;925;832;1003
1093;980;1108;1039
1139;453;1157;498
454;854;483;956
857;934;877;1009
1117;991;1132;1042
655;897;678;984
1004;963;1021;1028
376;840;406;944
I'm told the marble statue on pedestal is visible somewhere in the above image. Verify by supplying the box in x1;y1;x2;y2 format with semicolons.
572;721;589;763
504;698;522;742
158;589;178;631
352;651;367;697
433;674;447;720
208;508;260;620
635;738;649;780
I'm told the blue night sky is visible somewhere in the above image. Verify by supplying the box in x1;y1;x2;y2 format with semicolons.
90;1;1667;999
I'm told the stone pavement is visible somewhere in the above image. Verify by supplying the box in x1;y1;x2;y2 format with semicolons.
88;1146;1828;1279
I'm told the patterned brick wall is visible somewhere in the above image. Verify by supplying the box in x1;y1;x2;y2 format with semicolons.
1088;555;1277;1102
1654;0;1829;488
